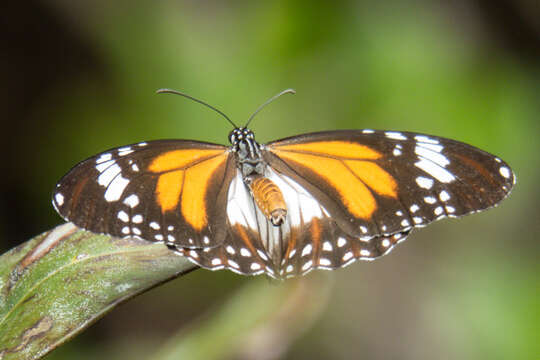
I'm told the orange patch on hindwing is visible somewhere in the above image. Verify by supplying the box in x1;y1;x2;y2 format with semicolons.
149;149;226;230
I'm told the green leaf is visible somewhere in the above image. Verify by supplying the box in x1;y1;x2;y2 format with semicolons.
0;223;197;360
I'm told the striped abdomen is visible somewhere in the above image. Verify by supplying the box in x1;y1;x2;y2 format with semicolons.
248;176;287;226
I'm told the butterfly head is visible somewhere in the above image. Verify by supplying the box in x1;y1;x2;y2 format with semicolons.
228;127;255;145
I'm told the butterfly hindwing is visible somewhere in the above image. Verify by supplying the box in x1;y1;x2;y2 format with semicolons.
265;130;515;239
52;140;235;248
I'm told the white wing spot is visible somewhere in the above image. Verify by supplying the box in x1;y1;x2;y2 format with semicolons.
131;164;139;172
132;214;143;223
415;159;455;183
211;258;222;266
417;142;444;153
393;147;402;156
288;249;296;258
96;153;112;164
360;226;368;233
155;234;163;241
257;250;269;261
413;216;423;224
121;226;130;235
150;222;160;230
337;237;347;247
360;249;370;257
250;262;262;270
414;135;439;144
342;251;353;261
104;175;130;202
319;258;331;266
381;239;391;247
401;219;410;227
424;196;437;204
55;193;64;206
439;190;451;202
410;204;420;213
302;260;313;271
385;131;407;140
445;205;455;213
395;210;403;216
203;236;210;244
118;147;134;156
132;227;142;236
124;194;140;208
286;264;294;273
98;163;122;187
167;234;175;241
322;241;333;251
240;248;251;257
301;244;313;256
362;129;375;134
96;159;115;173
434;206;444;216
416;176;434;189
189;250;198;258
138;142;148;147
168;225;174;231
227;259;239;268
117;211;129;222
499;166;511;179
226;246;236;255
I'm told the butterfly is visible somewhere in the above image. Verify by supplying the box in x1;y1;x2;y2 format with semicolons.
52;89;515;279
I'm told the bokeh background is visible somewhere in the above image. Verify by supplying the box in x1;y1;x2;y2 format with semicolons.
2;1;539;359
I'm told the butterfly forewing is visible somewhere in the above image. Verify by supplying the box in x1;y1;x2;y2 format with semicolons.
53;140;235;249
265;130;515;240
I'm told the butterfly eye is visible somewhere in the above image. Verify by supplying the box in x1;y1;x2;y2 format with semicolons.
228;130;237;144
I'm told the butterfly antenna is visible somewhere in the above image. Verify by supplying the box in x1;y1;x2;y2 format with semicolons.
156;88;238;128
245;88;296;128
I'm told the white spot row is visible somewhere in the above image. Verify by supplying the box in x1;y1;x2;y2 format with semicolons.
118;147;134;156
123;194;139;208
385;131;407;140
416;176;434;189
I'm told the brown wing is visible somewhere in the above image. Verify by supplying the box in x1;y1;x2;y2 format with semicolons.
52;140;236;248
263;129;515;239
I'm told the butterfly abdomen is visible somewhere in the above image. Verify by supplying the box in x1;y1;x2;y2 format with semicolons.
248;176;287;226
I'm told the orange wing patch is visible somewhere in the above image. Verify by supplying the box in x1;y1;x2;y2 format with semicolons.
149;149;227;231
271;141;397;220
149;148;224;173
181;154;227;230
344;161;397;198
155;170;184;212
275;141;381;159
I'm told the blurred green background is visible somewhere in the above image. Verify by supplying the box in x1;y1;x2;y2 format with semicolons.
2;1;539;359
